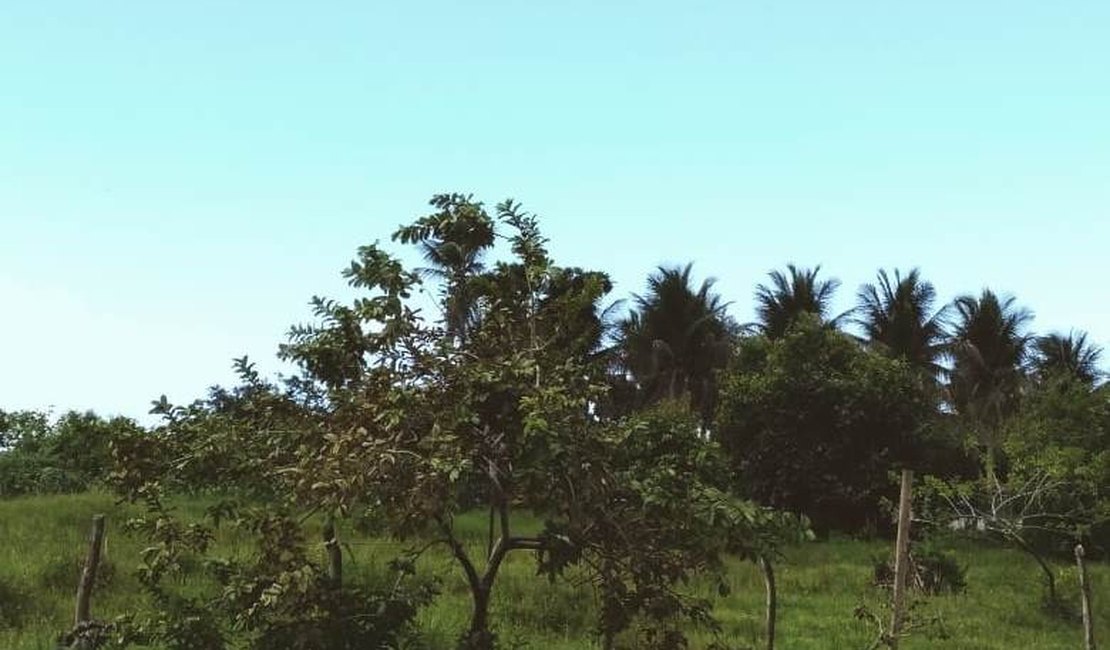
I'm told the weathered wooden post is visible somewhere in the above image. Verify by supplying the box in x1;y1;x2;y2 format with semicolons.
1075;544;1096;650
74;514;106;626
889;469;913;649
323;515;342;588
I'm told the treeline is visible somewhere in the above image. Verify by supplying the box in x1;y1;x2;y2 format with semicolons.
0;410;140;497
2;193;1107;649
611;262;1106;540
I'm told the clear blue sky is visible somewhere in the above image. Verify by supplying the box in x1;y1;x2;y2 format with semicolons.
3;1;1108;422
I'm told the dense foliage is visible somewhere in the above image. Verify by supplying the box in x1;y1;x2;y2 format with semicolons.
101;195;803;650
715;316;934;534
4;193;1109;646
0;410;141;496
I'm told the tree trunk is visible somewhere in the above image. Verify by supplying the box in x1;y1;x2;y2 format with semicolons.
1013;535;1057;605
759;556;777;650
462;585;495;650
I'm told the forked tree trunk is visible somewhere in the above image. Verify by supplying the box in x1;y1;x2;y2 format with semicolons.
463;585;495;649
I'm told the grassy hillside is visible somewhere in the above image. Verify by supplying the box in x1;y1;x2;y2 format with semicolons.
1;492;1106;649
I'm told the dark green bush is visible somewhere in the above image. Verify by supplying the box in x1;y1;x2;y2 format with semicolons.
0;577;33;628
0;410;143;496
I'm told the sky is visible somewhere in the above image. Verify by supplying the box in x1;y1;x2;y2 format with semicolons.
2;1;1108;423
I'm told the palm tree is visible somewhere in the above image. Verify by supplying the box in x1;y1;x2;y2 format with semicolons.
855;268;949;377
754;264;847;339
947;289;1033;473
616;264;732;423
393;194;496;341
1032;331;1103;385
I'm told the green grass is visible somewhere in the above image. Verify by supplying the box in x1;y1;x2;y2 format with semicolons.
1;492;1107;649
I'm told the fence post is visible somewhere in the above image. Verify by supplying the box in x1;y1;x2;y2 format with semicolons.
324;515;342;588
74;514;106;626
889;469;913;649
1075;544;1096;650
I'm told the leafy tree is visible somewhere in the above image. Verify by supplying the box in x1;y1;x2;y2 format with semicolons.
0;409;142;496
754;264;847;339
1003;376;1110;551
115;195;798;649
394;192;496;341
1031;331;1104;385
579;403;806;649
109;362;431;650
716;316;933;533
615;263;732;425
947;289;1034;474
855;268;949;378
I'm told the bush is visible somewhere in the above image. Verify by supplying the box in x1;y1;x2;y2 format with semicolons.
0;410;143;496
873;541;967;595
716;317;934;534
0;577;33;628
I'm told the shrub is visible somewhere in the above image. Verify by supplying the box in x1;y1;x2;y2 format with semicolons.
0;577;33;628
716;317;934;534
873;542;967;595
0;410;143;496
40;554;116;592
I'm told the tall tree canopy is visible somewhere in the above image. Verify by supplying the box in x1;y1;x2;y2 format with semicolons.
855;268;949;378
113;195;797;650
393;192;497;341
1031;331;1103;385
754;264;846;339
615;263;732;424
948;289;1034;425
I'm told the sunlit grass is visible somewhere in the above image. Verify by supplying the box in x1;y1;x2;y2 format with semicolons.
1;492;1106;649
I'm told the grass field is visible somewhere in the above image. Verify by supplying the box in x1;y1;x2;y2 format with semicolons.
1;492;1106;649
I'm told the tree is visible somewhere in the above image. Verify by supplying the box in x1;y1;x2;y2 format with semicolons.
615;263;732;425
115;195;798;649
1031;331;1104;385
855;268;949;378
754;264;847;339
394;193;496;342
1002;376;1110;551
716;315;933;534
109;358;436;650
0;409;142;496
947;289;1034;473
921;472;1079;608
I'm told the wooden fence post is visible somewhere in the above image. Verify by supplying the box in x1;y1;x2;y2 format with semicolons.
1076;544;1096;650
889;470;913;649
323;515;342;588
74;514;106;626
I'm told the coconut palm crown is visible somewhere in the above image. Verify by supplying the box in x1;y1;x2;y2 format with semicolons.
855;268;950;377
616;263;732;422
1032;331;1103;385
947;288;1034;425
754;264;848;339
